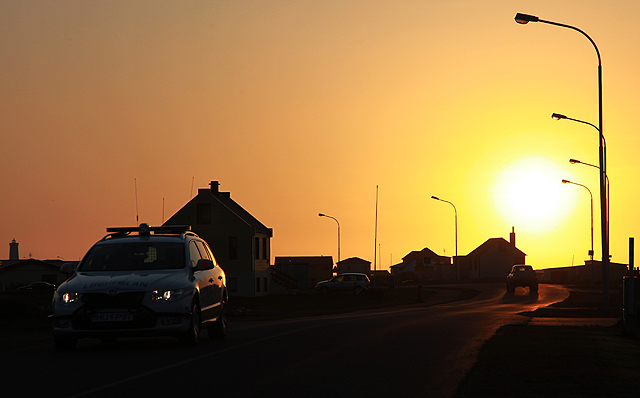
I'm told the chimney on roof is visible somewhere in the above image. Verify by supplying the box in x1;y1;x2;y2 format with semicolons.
9;239;19;260
210;181;220;195
510;227;516;247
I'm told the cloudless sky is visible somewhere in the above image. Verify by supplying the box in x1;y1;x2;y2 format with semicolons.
2;1;640;270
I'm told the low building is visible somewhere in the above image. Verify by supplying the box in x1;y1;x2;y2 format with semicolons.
0;258;73;291
539;260;630;285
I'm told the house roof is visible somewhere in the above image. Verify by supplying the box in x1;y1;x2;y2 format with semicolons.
0;258;64;272
402;247;448;262
336;257;371;265
206;183;272;236
467;237;526;257
274;256;334;266
166;181;272;237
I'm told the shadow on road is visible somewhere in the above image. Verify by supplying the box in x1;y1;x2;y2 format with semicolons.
501;290;539;304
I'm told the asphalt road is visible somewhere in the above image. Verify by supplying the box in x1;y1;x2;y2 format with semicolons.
2;283;569;398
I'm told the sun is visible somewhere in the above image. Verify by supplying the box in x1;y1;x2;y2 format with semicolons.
493;158;572;231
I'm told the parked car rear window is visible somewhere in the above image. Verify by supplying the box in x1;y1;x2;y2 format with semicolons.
79;243;185;272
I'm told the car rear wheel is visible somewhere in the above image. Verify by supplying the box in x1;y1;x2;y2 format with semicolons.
208;299;227;339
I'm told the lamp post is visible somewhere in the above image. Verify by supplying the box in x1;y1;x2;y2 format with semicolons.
516;12;609;311
432;196;457;279
562;179;594;262
319;213;340;263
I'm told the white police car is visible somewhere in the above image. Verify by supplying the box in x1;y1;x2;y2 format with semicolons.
50;223;227;351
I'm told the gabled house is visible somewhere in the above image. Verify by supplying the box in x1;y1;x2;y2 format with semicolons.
391;247;451;282
336;257;371;277
163;181;273;297
273;256;334;290
457;227;526;279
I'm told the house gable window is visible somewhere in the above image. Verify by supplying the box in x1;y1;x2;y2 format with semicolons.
262;237;267;260
196;203;211;225
229;237;238;260
254;237;260;260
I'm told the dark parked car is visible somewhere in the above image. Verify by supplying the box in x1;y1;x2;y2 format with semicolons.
315;273;370;294
17;281;56;291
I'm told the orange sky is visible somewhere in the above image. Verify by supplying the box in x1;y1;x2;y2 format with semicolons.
2;1;640;270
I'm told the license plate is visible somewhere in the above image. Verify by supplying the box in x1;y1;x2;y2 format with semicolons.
91;313;133;322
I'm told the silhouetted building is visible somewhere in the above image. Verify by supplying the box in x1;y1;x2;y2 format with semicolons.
9;239;19;260
273;256;334;290
457;227;526;279
164;181;272;297
336;257;371;277
391;247;451;282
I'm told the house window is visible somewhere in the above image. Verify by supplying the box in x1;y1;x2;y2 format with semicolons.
263;277;268;292
229;237;238;260
254;237;260;260
228;278;238;293
196;203;211;225
256;277;261;292
262;237;267;259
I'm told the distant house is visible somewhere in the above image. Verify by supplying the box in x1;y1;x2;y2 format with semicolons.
391;247;451;282
457;227;526;280
164;181;273;297
336;257;371;277
0;258;74;291
273;256;334;290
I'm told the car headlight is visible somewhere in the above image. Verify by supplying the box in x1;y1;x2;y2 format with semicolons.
57;292;80;304
151;289;183;302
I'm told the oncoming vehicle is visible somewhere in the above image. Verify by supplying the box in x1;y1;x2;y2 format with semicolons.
506;264;538;293
315;273;370;294
50;224;227;351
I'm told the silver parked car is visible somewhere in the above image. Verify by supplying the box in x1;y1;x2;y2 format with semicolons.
50;223;227;351
315;273;370;294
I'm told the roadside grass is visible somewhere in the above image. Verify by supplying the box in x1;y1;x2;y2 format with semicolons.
0;291;53;338
455;286;638;398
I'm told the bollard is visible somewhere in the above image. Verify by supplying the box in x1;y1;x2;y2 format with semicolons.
623;237;637;337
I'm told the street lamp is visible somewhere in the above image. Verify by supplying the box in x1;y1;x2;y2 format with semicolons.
562;179;594;262
515;12;609;311
318;213;340;263
431;196;458;279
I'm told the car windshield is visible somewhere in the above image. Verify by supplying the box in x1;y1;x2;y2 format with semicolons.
79;242;185;272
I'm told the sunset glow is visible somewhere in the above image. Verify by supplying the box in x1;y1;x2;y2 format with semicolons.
2;1;640;270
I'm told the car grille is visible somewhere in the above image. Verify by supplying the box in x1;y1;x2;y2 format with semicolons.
82;292;146;307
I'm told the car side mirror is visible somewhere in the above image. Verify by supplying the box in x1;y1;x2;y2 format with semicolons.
196;259;214;271
61;262;76;274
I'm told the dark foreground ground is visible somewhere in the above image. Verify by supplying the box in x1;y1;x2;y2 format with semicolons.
455;287;640;398
2;284;638;397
